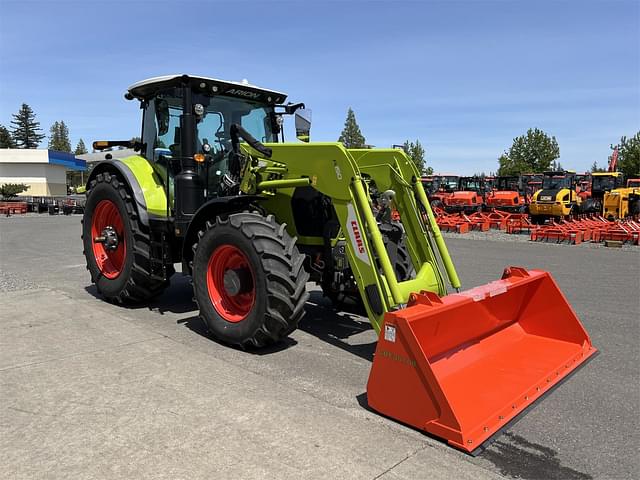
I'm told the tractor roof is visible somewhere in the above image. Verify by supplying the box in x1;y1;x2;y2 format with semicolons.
127;75;288;105
592;171;623;177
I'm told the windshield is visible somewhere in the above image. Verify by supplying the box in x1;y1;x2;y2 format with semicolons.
460;179;483;191
148;93;275;159
497;178;519;191
422;178;435;193
592;176;617;193
442;176;459;190
144;91;276;198
542;175;571;190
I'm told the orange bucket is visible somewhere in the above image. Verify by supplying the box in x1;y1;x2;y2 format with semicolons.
367;267;597;453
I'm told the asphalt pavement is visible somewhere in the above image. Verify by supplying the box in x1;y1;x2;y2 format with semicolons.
1;214;638;479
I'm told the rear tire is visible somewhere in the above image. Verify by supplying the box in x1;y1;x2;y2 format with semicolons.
322;232;414;309
629;197;640;217
192;212;309;348
430;199;444;210
530;214;545;225
82;172;172;303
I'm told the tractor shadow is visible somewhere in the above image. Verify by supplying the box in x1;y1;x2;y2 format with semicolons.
84;274;197;315
298;290;377;362
84;281;375;360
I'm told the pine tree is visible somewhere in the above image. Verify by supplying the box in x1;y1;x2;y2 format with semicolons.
10;103;45;149
338;108;366;148
48;120;72;152
0;125;15;148
402;139;432;174
49;121;60;150
74;138;88;155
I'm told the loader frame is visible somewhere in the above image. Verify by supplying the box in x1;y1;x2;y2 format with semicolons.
236;142;461;332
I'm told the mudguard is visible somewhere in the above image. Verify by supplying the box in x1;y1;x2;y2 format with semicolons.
86;156;169;227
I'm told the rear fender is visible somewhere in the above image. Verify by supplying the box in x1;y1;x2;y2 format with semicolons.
87;156;169;227
87;159;150;226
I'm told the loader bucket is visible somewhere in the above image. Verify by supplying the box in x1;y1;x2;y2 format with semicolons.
367;267;597;454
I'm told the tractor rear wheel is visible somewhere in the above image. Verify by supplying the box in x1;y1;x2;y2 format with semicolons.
192;212;309;348
82;172;172;303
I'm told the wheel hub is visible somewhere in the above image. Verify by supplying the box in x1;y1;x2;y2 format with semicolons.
94;226;119;251
223;268;252;296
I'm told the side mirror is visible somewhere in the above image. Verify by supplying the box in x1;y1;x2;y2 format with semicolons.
295;108;312;142
156;99;170;136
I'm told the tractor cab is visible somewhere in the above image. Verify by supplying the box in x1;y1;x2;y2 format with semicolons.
520;173;543;203
130;76;296;181
591;172;624;197
121;75;310;233
493;175;521;192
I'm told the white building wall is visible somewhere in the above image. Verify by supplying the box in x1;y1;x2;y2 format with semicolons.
0;150;68;196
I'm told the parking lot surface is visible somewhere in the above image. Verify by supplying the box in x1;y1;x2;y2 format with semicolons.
1;215;638;479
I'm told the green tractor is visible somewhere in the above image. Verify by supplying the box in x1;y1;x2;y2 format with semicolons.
82;75;596;453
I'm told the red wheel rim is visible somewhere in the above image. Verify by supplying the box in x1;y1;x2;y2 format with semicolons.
206;244;255;322
91;200;126;279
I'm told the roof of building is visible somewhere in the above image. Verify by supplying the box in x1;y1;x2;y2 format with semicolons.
0;149;86;171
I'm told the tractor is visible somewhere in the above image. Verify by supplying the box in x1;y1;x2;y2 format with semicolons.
520;173;543;205
528;170;581;224
485;175;526;212
82;75;596;453
421;174;458;209
580;172;625;214
443;176;487;213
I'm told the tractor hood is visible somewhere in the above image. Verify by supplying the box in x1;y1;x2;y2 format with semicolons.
127;74;288;105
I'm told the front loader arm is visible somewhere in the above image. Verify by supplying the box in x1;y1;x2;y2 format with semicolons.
239;142;461;333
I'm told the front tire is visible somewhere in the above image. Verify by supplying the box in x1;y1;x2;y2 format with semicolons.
192;213;309;348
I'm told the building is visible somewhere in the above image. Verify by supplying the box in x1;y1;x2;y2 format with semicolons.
0;149;86;196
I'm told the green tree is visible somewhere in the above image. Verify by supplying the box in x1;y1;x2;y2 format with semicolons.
48;120;72;152
497;128;560;175
612;132;640;178
338;108;366;148
10;103;45;149
590;161;605;173
0;183;30;198
74;138;88;155
402;139;432;174
0;125;15;148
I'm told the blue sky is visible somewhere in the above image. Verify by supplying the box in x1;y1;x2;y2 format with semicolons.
1;0;638;174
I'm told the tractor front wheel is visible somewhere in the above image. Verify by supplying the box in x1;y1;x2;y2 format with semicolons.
192;213;309;348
